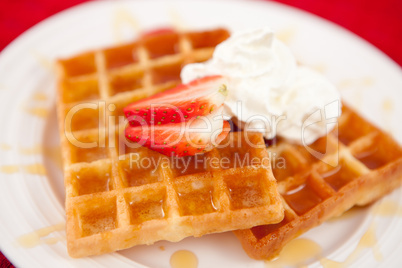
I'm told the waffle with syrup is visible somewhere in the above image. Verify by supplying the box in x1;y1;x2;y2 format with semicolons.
234;104;402;260
56;28;284;257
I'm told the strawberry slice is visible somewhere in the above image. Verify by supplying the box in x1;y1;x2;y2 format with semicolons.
125;109;231;157
124;75;228;127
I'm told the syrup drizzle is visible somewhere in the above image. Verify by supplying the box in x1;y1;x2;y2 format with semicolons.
24;164;46;176
24;107;49;118
265;238;321;267
19;145;63;170
32;92;48;102
264;199;398;267
0;83;6;90
170;250;198;268
43;146;63;170
328;206;366;223
276;27;296;45
22;90;51;118
373;200;402;217
17;223;65;248
0;144;11;150
0;145;61;174
0;164;46;175
337;77;375;90
382;99;394;113
112;8;140;43
168;8;187;31
320;258;343;268
320;199;401;267
320;223;382;267
20;145;42;155
0;165;19;174
308;63;327;74
381;98;394;133
30;50;56;74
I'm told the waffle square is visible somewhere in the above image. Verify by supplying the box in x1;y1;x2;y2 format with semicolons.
234;105;402;260
56;28;284;257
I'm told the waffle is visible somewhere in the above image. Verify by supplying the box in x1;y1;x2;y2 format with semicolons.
56;28;284;257
234;104;402;260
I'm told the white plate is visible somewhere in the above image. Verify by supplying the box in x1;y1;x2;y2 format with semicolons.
0;0;402;267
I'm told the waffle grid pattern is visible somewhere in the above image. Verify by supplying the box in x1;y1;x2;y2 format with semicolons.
56;29;284;257
234;105;402;260
58;28;231;167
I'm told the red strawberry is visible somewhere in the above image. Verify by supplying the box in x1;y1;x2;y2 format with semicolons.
124;75;228;126
125;111;231;157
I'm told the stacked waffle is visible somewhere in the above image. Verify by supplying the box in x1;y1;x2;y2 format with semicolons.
56;29;283;257
235;105;402;259
56;28;402;259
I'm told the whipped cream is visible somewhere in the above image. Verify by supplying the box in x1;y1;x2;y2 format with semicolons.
181;27;341;145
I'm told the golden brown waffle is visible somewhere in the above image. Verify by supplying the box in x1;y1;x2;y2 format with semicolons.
56;29;284;257
234;104;402;260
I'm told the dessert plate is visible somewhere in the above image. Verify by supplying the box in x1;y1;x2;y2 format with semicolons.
0;0;401;267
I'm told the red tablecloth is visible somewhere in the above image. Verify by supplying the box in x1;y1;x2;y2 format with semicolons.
0;0;401;266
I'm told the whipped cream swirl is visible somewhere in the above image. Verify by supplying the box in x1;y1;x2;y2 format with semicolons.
181;28;341;145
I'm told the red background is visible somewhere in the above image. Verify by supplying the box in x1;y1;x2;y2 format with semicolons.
1;0;401;66
0;0;401;266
